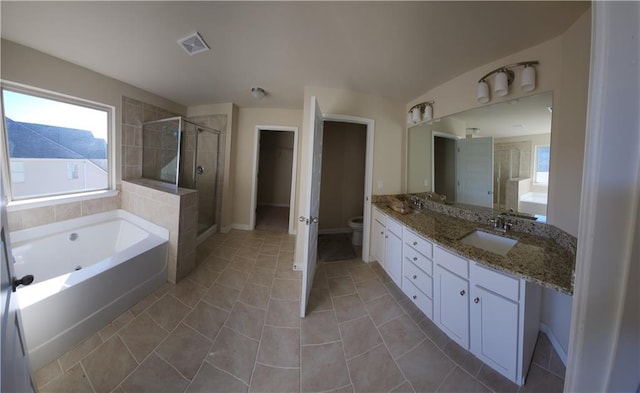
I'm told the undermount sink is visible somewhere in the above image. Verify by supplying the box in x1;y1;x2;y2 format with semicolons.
460;230;518;256
386;205;421;215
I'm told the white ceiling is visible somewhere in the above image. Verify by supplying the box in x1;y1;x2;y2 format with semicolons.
1;1;589;109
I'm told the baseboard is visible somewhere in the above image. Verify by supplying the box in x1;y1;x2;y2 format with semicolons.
257;203;290;208
318;228;352;235
220;225;232;234
539;323;568;365
231;224;252;231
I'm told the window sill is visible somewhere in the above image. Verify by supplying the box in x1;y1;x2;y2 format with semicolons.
7;189;119;212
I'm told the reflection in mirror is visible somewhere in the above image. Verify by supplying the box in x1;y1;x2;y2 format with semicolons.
407;92;552;221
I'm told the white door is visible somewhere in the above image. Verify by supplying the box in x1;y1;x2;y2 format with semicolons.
1;175;36;392
456;137;494;207
300;96;324;317
434;265;470;349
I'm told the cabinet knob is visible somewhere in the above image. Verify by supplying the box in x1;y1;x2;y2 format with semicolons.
412;295;417;300
460;290;465;296
413;275;417;279
413;241;418;246
413;257;417;261
380;231;384;235
474;297;480;304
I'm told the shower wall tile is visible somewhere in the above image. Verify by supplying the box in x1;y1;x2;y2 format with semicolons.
22;206;55;228
7;211;23;231
54;202;82;222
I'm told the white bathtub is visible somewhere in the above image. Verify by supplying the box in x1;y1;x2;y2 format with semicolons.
518;192;548;216
11;209;168;370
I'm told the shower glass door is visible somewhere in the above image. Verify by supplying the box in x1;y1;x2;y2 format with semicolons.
142;118;181;185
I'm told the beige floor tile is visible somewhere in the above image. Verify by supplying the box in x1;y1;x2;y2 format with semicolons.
236;247;261;259
146;294;191;331
328;276;357;297
257;326;300;368
396;340;456;393
301;310;340;345
39;363;93;393
34;360;62;388
436;367;490;393
384;280;407;302
332;294;367;323
371;262;392;283
329;385;355;393
348;265;377;283
81;336;138;393
266;298;301;328
186;363;248;393
519;364;565;393
188;263;221;288
260;244;280;256
217;268;249;290
324;262;352;278
339;315;382;359
118;312;168;362
226;302;267;340
203;256;232;272
239;282;272;310
156;323;211;379
549;350;567;378
275;263;302;279
129;293;158;317
203;283;241;311
347;344;405;393
364;294;405;326
99;311;135;341
250;363;300;393
397;298;427;324
207;327;259;384
272;278;301;300
312;270;329;289
230;256;256;273
476;364;520;393
183;301;229;340
389;381;415;393
355;278;388;302
211;245;238;260
153;282;175;298
307;287;334;313
58;333;103;371
379;314;425;359
121;353;189;393
169;278;207;308
256;255;278;270
248;266;276;287
418;318;450;350
301;342;350;393
278;250;294;262
443;340;483;377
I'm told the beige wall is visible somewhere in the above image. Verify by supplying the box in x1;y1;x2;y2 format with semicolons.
495;133;551;194
232;107;302;229
257;131;294;207
319;121;367;231
407;10;591;356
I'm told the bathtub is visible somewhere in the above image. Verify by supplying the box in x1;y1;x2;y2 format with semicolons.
11;209;168;370
518;192;548;216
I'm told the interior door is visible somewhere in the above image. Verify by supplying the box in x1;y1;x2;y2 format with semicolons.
300;96;324;317
1;174;36;392
456;137;494;207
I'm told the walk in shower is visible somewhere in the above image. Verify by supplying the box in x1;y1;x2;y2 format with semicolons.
142;117;221;237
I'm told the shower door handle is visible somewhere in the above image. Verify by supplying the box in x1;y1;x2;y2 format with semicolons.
196;165;205;175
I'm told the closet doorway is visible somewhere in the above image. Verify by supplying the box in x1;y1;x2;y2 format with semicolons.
251;126;298;233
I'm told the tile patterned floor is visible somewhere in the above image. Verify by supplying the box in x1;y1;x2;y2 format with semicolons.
33;230;566;393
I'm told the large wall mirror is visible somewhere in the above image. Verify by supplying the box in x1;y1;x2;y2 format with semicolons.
407;91;552;221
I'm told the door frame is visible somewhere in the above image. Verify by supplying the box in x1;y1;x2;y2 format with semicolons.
431;132;460;196
322;114;375;263
250;125;299;234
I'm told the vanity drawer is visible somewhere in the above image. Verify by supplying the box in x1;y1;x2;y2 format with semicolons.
386;217;403;237
403;245;433;276
402;277;433;320
373;207;386;225
471;262;520;301
403;229;433;259
434;246;469;279
403;259;433;298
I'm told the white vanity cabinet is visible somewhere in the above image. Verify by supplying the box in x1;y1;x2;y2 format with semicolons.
433;246;470;348
402;229;434;319
371;207;402;287
372;211;386;263
469;262;541;384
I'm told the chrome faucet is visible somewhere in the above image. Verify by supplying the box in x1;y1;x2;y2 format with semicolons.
488;216;513;232
410;196;425;209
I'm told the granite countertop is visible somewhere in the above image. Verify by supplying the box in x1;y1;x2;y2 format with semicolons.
373;202;576;295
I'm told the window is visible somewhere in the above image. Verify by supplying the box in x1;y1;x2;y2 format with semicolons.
534;145;550;184
1;85;112;201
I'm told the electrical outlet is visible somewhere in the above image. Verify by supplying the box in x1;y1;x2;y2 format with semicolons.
377;180;384;189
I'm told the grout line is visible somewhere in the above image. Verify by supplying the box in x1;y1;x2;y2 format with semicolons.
247;244;271;393
78;360;98;393
433;366;457;393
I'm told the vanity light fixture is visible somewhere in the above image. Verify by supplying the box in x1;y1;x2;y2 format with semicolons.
476;61;538;104
250;87;266;100
407;101;435;125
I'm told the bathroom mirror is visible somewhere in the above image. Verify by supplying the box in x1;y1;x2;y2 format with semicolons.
407;91;552;220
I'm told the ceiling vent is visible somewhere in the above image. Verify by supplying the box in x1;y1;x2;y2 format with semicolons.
177;32;210;56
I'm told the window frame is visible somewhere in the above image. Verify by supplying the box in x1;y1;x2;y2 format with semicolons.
533;144;550;186
1;81;117;208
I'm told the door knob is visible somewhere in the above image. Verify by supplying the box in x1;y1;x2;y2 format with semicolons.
311;217;319;224
196;165;204;174
12;274;34;292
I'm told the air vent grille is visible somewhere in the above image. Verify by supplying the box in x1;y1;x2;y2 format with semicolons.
178;32;210;56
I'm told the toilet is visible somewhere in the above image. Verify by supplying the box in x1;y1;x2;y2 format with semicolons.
348;217;364;246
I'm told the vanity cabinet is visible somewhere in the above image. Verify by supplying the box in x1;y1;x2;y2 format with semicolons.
371;208;402;287
372;215;386;263
433;246;470;348
402;229;434;319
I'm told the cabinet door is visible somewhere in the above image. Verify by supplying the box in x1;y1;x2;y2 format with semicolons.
384;231;402;287
434;265;470;348
470;285;519;381
372;219;386;264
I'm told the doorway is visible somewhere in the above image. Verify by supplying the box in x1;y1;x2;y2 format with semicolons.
432;133;457;201
251;126;298;233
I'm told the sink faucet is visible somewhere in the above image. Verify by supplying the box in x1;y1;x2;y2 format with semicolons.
410;196;425;209
488;216;513;232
